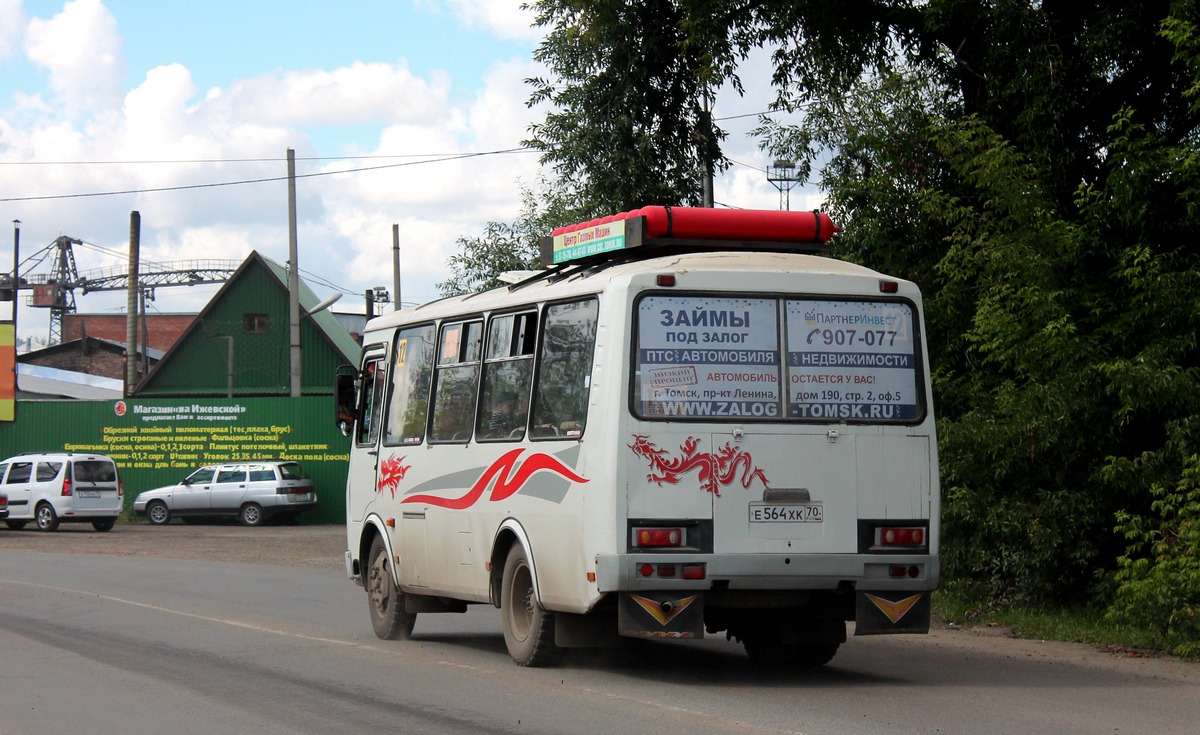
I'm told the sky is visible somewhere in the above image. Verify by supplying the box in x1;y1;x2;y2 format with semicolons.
0;0;821;350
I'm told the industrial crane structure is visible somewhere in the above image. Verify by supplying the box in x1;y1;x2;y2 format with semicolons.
1;235;238;345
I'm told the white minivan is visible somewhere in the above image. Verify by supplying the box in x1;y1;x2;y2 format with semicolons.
0;453;124;532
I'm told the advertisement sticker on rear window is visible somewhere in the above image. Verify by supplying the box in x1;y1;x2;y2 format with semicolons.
637;296;782;419
785;300;920;421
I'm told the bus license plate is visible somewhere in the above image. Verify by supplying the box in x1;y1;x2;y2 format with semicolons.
748;503;823;523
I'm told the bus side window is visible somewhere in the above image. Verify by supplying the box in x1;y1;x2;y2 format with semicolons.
430;320;483;443
477;311;535;441
357;358;387;446
383;325;435;445
531;299;598;438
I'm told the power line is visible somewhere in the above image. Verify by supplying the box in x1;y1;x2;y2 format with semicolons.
0;151;519;166
0;147;535;203
714;108;794;122
299;269;353;294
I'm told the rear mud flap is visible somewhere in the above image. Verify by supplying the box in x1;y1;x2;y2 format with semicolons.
854;591;931;635
618;592;705;639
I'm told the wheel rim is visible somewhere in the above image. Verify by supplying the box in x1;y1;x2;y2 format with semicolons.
149;504;167;523
507;560;534;642
368;550;391;615
36;506;53;528
243;506;261;524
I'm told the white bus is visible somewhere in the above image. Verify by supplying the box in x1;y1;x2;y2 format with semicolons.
337;206;939;667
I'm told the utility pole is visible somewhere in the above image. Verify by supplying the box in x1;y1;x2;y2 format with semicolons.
287;148;301;397
124;211;140;395
701;92;714;208
10;219;18;346
392;223;401;310
9;219;19;414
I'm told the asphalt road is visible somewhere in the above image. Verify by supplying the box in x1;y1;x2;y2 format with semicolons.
1;545;1198;734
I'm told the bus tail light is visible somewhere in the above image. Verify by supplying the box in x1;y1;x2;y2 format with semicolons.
634;527;684;548
876;526;925;547
656;274;677;287
638;563;706;580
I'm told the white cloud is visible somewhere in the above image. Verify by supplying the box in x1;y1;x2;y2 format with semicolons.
467;56;543;150
443;0;539;40
0;0;24;59
24;0;125;114
215;61;454;127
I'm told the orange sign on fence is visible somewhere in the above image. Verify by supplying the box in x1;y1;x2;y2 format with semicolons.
0;322;14;421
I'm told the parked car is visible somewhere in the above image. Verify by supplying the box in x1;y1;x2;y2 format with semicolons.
133;461;317;526
0;452;123;531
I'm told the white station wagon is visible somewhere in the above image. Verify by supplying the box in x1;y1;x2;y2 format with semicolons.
133;460;317;526
0;452;123;532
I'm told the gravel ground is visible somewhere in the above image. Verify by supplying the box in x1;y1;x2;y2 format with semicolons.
0;519;347;571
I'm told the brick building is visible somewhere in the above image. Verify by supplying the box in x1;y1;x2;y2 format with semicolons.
20;337;164;381
63;313;194;353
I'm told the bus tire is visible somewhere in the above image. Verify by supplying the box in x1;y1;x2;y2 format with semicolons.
501;544;562;667
742;618;843;667
744;639;840;666
366;535;416;640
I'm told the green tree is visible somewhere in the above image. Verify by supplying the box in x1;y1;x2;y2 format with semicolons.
524;0;725;213
439;178;585;296
514;0;1200;620
737;1;1200;609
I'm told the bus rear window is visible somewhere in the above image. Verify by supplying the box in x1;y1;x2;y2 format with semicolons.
634;294;923;423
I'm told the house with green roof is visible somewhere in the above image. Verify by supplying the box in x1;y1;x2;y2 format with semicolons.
133;251;360;397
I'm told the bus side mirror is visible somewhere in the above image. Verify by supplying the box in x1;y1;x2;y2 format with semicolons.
335;367;358;437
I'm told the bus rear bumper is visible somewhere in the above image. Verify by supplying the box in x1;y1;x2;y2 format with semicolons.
594;552;939;594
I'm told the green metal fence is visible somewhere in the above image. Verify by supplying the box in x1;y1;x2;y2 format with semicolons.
0;396;348;524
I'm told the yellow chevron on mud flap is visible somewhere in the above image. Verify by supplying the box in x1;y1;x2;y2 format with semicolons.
864;593;923;624
630;593;698;626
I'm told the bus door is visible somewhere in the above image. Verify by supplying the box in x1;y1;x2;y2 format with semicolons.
708;429;857;554
624;428;858;554
347;349;389;523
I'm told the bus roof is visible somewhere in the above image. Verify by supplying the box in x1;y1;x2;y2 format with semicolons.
367;249;903;334
541;207;838;267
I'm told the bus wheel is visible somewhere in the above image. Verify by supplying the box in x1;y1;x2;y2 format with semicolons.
742;620;842;667
366;536;416;640
744;639;840;666
795;642;840;666
501;544;562;667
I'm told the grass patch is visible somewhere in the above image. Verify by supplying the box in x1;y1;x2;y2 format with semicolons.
932;590;1185;657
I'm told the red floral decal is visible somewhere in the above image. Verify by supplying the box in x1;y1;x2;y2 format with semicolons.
400;449;587;509
628;434;769;496
377;455;410;498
